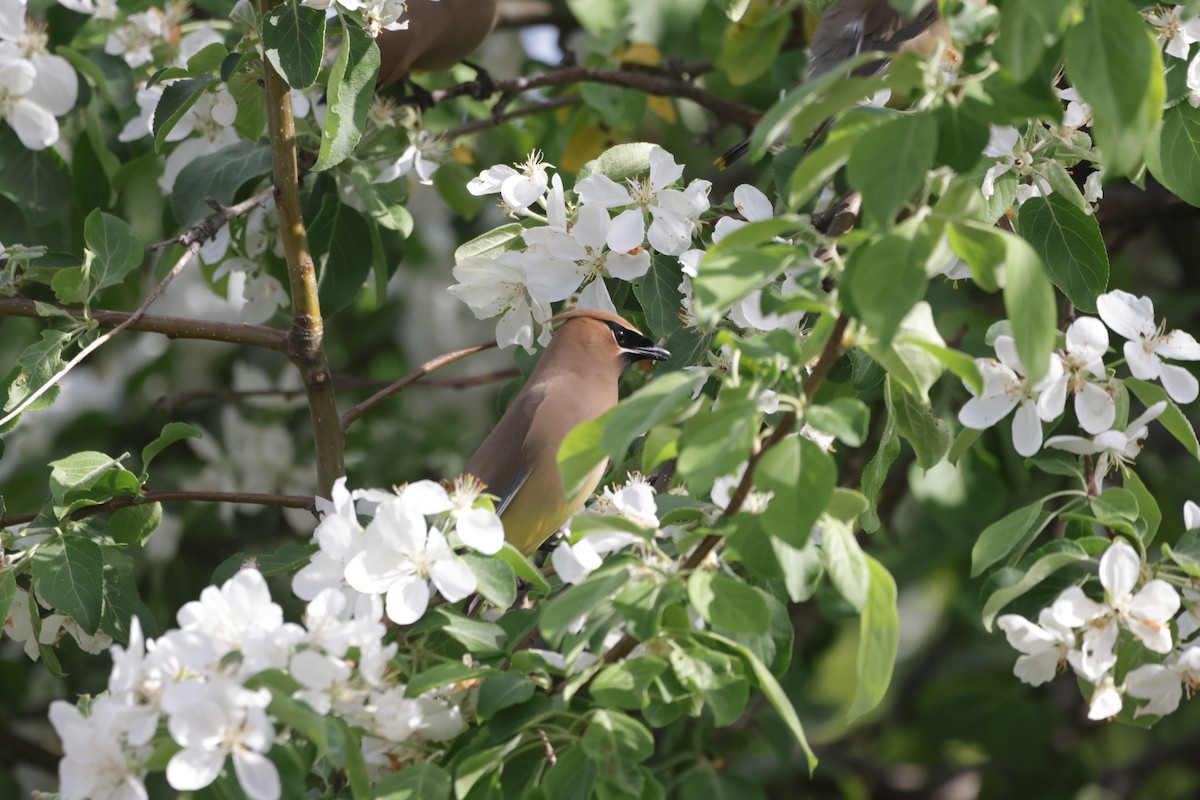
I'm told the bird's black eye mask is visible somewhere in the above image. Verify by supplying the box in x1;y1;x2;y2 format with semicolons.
603;320;670;365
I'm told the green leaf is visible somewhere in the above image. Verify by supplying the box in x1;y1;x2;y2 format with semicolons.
691;238;794;327
995;0;1048;81
981;540;1090;630
970;500;1053;577
110;502;162;546
822;517;869;611
310;195;374;316
933;102;991;172
405;661;488;698
141;421;201;475
5;330;69;413
804;398;870;447
477;672;536;719
862;302;947;402
887;379;950;470
559;412;611;500
688;572;769;637
335;719;372;800
1002;234;1057;386
314;24;380;171
578;142;656;183
590;656;668;709
1146;102;1200;208
677;398;757;495
0;125;71;220
263;1;326;89
48;451;123;505
947;219;1005;292
718;3;789;85
1123;470;1162;545
542;746;598;800
696;631;817;773
495;543;552;597
860;412;899;533
540;568;629;644
430;608;508;655
759;436;834;549
1126;378;1200;460
843;230;928;348
1016;194;1108;313
83;211;142;298
634;254;683;339
748;56;889;161
171;140;272;225
601;371;706;462
0;570;16;637
31;535;105;635
847;556;899;722
460;553;517;610
786;127;862;210
375;763;452;800
1091;487;1139;528
903;338;983;395
1064;3;1163;177
152;77;215;152
846;111;938;228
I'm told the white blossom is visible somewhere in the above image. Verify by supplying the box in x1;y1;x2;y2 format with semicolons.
49;696;150;800
1045;401;1167;490
1146;5;1200;60
467;152;553;212
1036;317;1115;434
448;254;551;351
343;496;476;624
958;334;1062;457
375;129;446;185
997;608;1075;686
1096;289;1200;403
1124;646;1200;717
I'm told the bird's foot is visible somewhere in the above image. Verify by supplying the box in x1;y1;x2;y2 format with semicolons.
461;60;496;101
402;78;435;111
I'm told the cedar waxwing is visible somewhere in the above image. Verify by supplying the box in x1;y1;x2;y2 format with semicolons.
465;310;670;555
375;0;500;91
716;0;947;167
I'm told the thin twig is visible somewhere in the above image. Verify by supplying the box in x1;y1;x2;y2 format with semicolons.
0;489;317;529
572;195;865;682
341;341;498;430
429;63;759;130
0;205;246;428
0;298;287;350
442;96;581;139
148;188;273;252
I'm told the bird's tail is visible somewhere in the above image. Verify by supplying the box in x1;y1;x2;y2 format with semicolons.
715;137;751;170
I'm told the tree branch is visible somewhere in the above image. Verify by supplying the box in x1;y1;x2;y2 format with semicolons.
0;298;287;351
148;188;273;252
430;62;760;130
341;341;498;430
263;18;345;497
443;97;581;139
0;489;317;529
577;195;864;679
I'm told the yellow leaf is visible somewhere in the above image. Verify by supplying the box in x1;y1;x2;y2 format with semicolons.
647;95;677;124
450;143;474;165
561;126;615;173
619;42;662;68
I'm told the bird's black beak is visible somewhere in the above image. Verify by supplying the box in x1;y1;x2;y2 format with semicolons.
631;343;670;362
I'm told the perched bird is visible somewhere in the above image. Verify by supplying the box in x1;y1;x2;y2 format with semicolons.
465;310;669;555
375;0;500;92
716;0;948;167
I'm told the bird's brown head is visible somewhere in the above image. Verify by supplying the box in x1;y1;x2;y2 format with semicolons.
547;309;670;372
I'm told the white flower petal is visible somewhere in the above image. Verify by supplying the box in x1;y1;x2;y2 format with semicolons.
733;183;773;222
166;747;225;792
607;208;645;253
1099;540;1140;599
430;555;476;602
575;174;632;207
1012;400;1043;456
233;750;281;800
456;508;504;555
1075;382;1116;434
1097;290;1155;341
1159;363;1199;404
385;576;430;624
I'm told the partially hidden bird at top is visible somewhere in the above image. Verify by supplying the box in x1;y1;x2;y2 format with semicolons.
717;0;948;167
375;0;500;92
465;310;670;556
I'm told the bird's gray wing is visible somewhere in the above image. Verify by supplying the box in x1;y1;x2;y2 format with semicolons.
491;463;533;516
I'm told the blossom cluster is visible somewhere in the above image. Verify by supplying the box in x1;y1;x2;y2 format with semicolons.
451;146;815;350
959;290;1200;487
450;147;712;349
1145;4;1200;107
998;534;1200;721
45;473;507;800
300;0;411;38
0;0;79;151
